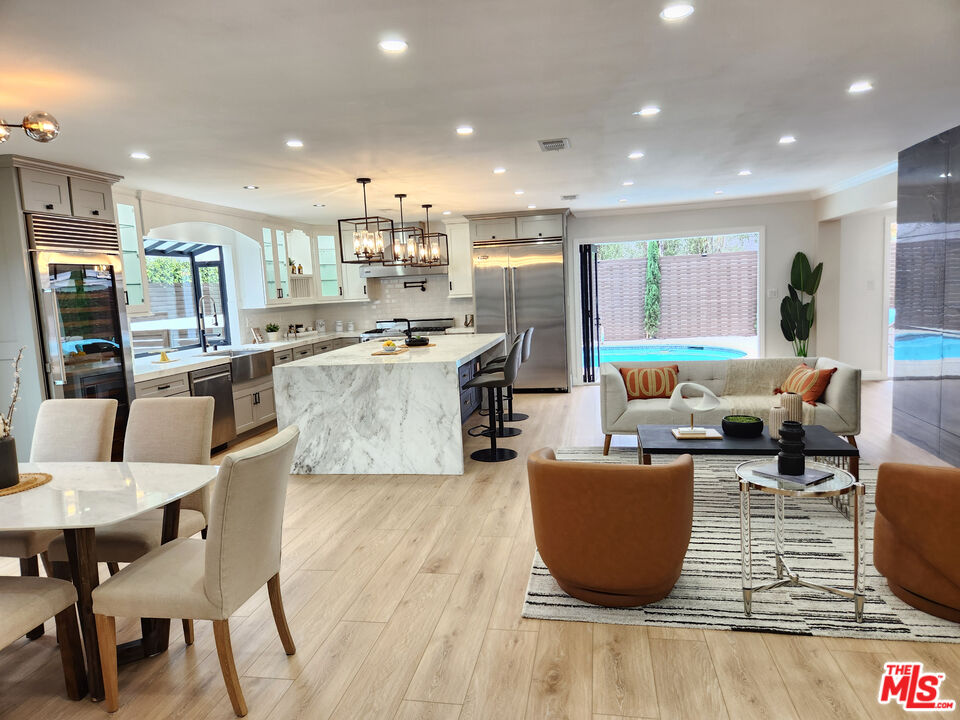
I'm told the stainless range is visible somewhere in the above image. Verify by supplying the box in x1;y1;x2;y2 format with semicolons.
359;317;455;342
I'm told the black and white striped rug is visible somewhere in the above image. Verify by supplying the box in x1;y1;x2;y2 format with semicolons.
522;448;960;642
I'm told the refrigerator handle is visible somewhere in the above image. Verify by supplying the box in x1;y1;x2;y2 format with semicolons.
502;266;511;335
44;289;67;386
510;267;519;337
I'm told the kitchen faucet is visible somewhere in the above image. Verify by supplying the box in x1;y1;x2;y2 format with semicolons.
198;294;221;352
392;317;412;339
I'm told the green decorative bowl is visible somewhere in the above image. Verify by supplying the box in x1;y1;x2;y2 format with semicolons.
721;415;764;438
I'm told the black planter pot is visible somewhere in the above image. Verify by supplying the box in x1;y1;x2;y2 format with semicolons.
777;420;806;476
0;436;18;490
721;415;764;438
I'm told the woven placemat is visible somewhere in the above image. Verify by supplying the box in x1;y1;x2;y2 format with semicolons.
0;473;52;497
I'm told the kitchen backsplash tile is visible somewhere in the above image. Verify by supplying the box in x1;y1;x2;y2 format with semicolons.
240;276;474;338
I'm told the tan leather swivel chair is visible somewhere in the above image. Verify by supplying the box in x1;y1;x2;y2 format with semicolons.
874;462;960;623
527;448;694;607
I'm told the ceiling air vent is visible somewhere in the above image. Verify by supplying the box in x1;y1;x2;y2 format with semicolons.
561;194;578;201
538;137;571;152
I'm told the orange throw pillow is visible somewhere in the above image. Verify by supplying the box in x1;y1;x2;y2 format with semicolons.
619;365;680;400
777;363;837;404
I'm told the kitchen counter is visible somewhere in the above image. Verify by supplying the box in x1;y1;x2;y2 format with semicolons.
131;332;360;383
273;333;506;475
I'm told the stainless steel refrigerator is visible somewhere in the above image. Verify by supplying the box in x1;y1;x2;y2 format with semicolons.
473;238;568;391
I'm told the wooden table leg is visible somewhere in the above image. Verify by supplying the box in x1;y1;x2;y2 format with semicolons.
118;499;181;663
63;527;104;702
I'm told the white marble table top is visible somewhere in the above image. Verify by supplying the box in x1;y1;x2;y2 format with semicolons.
0;462;218;531
276;333;506;369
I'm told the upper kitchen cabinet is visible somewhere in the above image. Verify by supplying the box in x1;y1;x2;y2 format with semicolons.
340;261;368;301
260;227;292;303
285;229;314;300
315;235;343;301
18;168;71;215
518;214;563;239
471;217;517;242
69;177;116;222
446;221;473;298
115;200;151;314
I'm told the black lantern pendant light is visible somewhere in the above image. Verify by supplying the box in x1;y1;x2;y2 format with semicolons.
337;178;394;264
412;204;449;267
386;193;425;266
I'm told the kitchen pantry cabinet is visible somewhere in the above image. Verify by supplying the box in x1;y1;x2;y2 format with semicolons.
446;221;473;298
518;214;563;239
233;377;276;434
471;217;517;242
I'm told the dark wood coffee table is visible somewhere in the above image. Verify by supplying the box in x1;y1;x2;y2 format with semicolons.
636;424;860;480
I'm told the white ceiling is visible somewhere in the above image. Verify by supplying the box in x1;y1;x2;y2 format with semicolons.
2;0;959;224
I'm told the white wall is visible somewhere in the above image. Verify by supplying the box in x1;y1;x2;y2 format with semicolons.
567;198;820;377
815;219;842;360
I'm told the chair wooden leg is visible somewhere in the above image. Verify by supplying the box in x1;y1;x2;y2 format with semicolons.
40;550;53;577
20;556;45;640
54;606;88;700
603;434;612;456
267;574;296;655
95;614;119;712
182;619;195;645
107;562;121;576
213;620;247;717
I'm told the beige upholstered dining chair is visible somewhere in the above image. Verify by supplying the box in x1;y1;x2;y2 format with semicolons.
92;425;300;717
0;398;116;640
0;576;87;699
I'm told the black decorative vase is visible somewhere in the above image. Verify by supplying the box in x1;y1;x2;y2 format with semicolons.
0;436;18;490
777;421;806;476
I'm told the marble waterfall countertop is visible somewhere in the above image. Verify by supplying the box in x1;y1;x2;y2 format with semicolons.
273;333;506;475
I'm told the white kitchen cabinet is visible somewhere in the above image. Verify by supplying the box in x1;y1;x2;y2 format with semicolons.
18;168;71;215
233;377;276;434
314;235;343;302
445;221;473;298
340;261;368;301
518;214;563;239
69;177;115;222
471;217;517;242
116;200;151;314
261;227;294;304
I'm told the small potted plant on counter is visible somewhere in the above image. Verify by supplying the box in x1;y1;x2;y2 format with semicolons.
0;348;24;490
265;323;281;343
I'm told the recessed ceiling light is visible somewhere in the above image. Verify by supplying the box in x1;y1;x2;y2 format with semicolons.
633;106;661;117
286;139;304;148
456;126;474;135
442;210;452;215
660;3;695;21
493;167;506;174
628;151;645;160
779;135;796;144
514;189;525;195
527;204;537;209
940;172;953;178
243;185;259;190
313;203;325;207
129;151;150;160
378;39;408;54
714;190;724;195
738;169;752;176
622;180;635;186
848;80;873;94
619;198;628;203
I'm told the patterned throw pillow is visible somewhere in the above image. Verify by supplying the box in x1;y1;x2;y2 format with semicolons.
619;365;680;400
777;363;837;404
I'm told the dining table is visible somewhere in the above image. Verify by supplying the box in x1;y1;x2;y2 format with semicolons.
0;461;217;701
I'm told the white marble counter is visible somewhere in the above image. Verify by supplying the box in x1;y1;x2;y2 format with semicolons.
274;333;506;475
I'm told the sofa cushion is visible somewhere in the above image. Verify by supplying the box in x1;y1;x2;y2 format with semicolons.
778;363;837;404
723;358;798;396
619;365;679;400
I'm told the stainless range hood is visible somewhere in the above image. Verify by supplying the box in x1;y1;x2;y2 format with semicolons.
359;263;448;279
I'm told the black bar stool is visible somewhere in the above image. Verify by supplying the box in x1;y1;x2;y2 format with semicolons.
483;326;534;423
466;336;524;462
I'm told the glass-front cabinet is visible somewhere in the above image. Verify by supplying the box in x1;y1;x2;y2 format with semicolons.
315;235;342;300
116;202;150;314
261;227;292;304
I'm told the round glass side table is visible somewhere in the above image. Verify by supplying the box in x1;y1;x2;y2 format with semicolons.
736;458;865;623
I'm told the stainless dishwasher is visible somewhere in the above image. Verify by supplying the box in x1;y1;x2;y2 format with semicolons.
189;364;237;448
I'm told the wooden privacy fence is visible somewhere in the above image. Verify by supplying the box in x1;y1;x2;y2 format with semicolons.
597;251;758;340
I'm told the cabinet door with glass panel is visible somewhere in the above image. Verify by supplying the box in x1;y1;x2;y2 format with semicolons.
116;201;151;314
260;227;292;304
314;234;346;302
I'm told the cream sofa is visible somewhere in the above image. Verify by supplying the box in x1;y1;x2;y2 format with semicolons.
600;357;861;454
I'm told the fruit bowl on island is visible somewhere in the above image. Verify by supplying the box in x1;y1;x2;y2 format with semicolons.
381;340;398;353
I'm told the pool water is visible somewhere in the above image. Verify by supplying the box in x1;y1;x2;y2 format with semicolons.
894;333;960;361
597;344;748;364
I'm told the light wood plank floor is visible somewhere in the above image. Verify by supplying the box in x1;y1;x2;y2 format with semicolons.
1;381;957;719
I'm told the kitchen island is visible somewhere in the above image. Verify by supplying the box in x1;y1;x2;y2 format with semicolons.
273;333;506;475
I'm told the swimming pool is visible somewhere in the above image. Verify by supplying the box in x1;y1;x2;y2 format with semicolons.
597;344;748;364
894;333;960;361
